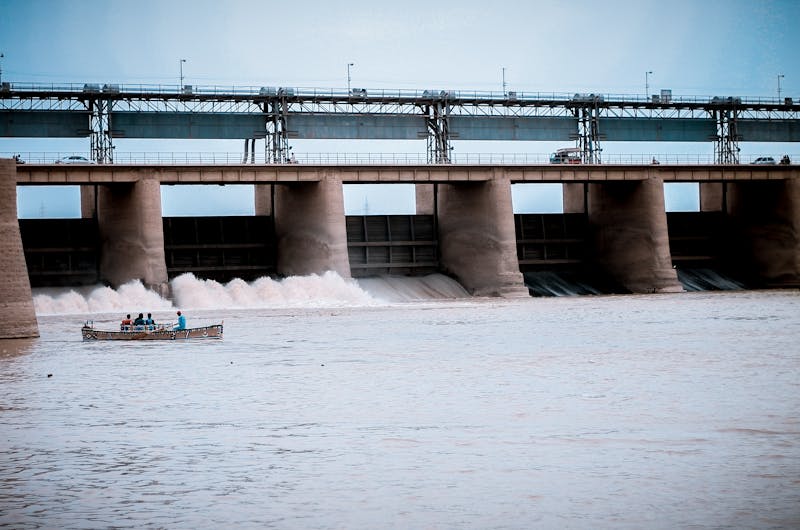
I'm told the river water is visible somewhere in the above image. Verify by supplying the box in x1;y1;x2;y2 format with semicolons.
1;275;799;529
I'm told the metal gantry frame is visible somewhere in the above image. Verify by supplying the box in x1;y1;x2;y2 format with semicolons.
712;108;740;164
266;98;290;163
2;83;798;164
88;97;114;164
573;98;603;164
424;100;452;163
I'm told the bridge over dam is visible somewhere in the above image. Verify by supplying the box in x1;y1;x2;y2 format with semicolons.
2;82;799;165
3;159;799;338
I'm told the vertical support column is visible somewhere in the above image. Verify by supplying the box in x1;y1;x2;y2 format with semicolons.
266;99;290;163
588;176;683;293
713;107;740;164
97;174;169;296
437;175;528;297
726;179;800;287
0;159;39;338
700;182;724;212
415;184;435;215
254;184;273;216
577;102;602;164
273;175;350;278
563;183;586;213
89;98;114;164
426;100;451;164
80;185;96;218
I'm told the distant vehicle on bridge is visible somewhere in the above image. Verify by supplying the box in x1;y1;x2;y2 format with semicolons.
751;156;777;165
550;148;582;164
55;155;95;164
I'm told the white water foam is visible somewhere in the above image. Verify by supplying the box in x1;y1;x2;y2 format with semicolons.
33;281;174;315
30;272;473;315
170;271;380;309
32;272;381;315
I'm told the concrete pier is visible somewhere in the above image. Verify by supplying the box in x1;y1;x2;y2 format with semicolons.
588;177;683;293
727;179;800;287
96;176;170;296
700;182;724;212
415;184;435;215
80;186;97;218
563;183;586;213
254;184;273;215
437;176;528;297
0;159;39;338
273;176;351;278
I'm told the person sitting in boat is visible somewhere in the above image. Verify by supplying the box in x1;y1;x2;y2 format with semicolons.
173;311;186;331
145;313;155;330
120;314;132;331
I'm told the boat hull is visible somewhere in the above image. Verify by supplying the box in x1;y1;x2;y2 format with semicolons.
82;324;223;341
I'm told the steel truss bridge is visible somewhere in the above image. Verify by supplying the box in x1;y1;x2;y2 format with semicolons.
2;82;798;165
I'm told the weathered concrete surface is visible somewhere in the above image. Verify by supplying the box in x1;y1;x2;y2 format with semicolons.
700;182;724;212
0;159;39;338
563;183;586;213
588;177;683;293
437;177;528;297
16;163;800;185
727;179;800;287
80;185;97;218
97;176;169;296
254;184;273;216
415;184;435;215
273;176;351;278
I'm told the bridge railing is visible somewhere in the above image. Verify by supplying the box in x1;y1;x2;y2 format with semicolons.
2;82;795;106
7;151;797;166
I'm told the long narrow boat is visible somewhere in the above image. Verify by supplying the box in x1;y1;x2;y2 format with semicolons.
82;321;223;341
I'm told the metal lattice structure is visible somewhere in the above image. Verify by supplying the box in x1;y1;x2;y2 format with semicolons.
2;83;798;164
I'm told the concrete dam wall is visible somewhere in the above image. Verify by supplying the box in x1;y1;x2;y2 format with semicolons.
3;160;800;338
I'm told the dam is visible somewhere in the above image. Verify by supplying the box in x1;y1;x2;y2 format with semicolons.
3;159;799;339
3;82;799;337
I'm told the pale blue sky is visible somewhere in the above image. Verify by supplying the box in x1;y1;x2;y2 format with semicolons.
3;0;798;216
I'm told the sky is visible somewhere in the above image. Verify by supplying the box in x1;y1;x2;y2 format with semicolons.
3;0;799;216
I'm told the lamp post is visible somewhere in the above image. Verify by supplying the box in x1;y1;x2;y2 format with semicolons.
0;52;4;84
502;67;507;96
179;58;186;88
645;70;653;98
777;73;784;100
347;62;354;93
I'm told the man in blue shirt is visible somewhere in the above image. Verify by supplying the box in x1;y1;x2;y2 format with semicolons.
173;311;187;331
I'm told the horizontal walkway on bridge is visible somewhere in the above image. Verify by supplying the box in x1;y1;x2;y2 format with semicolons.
5;152;800;166
14;163;800;185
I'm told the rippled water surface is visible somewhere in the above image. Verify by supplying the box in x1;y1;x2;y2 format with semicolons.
2;290;800;529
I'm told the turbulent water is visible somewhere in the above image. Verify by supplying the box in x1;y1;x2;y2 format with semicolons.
2;274;799;529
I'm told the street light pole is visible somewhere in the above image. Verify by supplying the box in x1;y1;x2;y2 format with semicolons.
347;62;354;93
645;70;653;98
777;73;784;100
180;58;186;87
502;67;507;96
0;53;4;84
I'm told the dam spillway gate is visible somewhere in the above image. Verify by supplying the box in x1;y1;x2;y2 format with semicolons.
346;215;438;277
12;210;788;291
19;219;100;287
162;216;276;282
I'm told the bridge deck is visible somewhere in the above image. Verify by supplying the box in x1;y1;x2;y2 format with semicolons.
14;163;800;185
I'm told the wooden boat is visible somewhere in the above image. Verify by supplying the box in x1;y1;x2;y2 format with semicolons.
81;321;223;341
